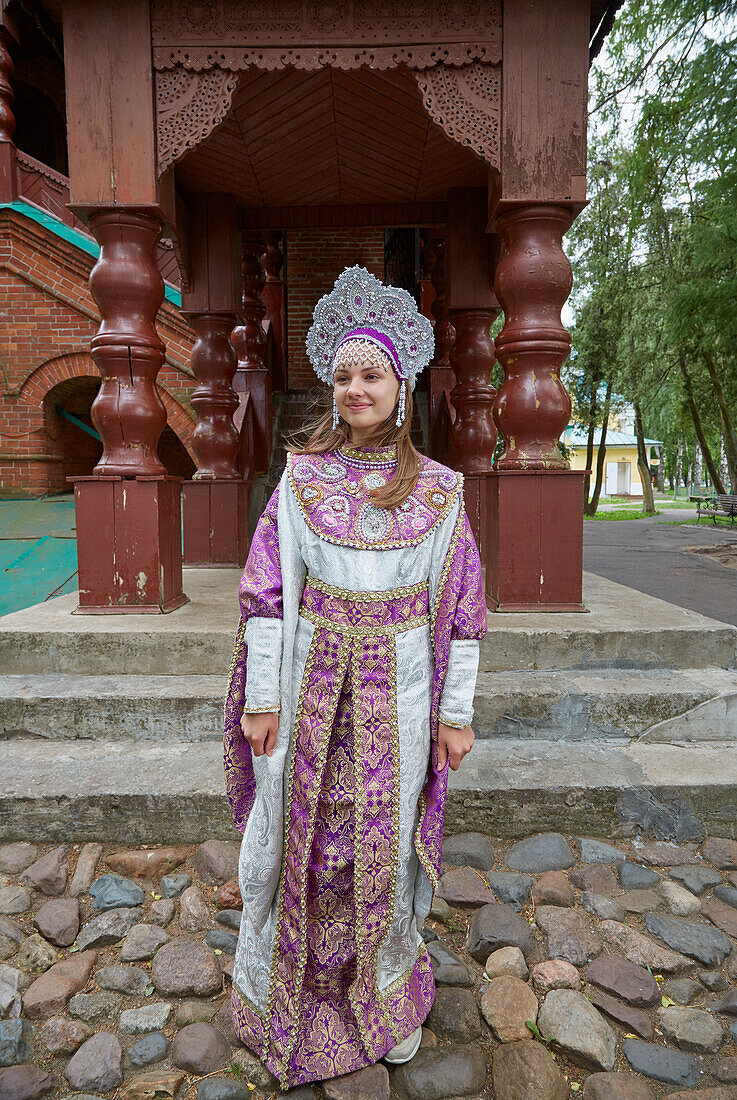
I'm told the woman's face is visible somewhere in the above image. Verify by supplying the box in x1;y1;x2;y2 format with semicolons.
333;357;400;442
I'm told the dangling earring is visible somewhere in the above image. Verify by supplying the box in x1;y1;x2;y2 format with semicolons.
395;379;406;427
332;392;340;431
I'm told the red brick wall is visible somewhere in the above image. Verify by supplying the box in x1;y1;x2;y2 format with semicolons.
286;229;385;390
0;207;196;497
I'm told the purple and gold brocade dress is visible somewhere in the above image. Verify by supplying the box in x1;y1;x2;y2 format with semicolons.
223;441;487;1089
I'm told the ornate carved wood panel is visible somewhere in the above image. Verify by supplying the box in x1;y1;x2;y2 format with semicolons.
152;0;501;182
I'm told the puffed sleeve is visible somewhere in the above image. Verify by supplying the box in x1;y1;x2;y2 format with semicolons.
437;508;487;729
239;484;283;713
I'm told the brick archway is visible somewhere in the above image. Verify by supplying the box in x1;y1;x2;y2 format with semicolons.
19;352;197;464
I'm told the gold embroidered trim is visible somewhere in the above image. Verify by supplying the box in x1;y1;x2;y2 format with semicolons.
438;714;469;730
304;575;429;602
348;634;404;1053
222;618;246;726
233;978;266;1020
378;939;430;1001
299;607;430;638
242;705;281;714
338;442;398;463
413;791;439;892
262;628;350;1089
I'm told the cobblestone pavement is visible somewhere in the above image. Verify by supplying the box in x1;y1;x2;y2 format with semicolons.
2;832;737;1100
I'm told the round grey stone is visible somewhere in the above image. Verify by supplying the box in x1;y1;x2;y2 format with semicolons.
204;929;238;955
94;965;149;996
120;924;170;962
215;910;241;932
657;1004;723;1053
119;1003;172;1035
440;832;495;870
485;872;534;911
576;838;625;864
64;1032;123;1094
159;874;191;899
90;875;144;912
170;1023;230;1075
0;1021;35;1068
616;862;659;889
0;846;38;876
125;1032;169;1069
538;989;616;1071
425;987;482;1042
621;1037;699;1087
389;1047;487;1100
535;906;602;967
0;1064;54;1100
661;978;702;1005
583;1072;656;1099
715;883;737;910
698;969;728;991
68;992;123;1025
466;902;536;963
149;899;175;927
645;911;732;967
580;892;626;922
505;833;574;873
0;889;31;917
669;865;722;895
20;847;68;896
16;935;56;975
197;1080;252;1100
33;899;80;948
150;940;221;997
426;941;473;987
76;907;144;951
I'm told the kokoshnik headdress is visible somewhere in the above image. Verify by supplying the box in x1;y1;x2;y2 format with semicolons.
305;265;434;428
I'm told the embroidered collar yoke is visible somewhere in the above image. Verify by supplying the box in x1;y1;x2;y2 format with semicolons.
288;447;461;549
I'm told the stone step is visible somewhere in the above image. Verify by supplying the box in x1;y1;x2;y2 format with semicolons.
1;666;735;744
0;571;735;676
1;737;736;843
473;667;737;741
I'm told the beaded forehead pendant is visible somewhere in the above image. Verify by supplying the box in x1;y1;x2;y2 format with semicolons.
305;266;434;428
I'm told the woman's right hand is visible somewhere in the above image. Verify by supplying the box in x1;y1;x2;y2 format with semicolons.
240;712;279;758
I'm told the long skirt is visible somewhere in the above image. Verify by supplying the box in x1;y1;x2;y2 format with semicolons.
230;579;437;1089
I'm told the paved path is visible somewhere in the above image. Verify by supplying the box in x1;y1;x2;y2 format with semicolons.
585;510;737;627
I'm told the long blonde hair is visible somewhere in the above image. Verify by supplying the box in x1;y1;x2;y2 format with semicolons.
285;386;423;510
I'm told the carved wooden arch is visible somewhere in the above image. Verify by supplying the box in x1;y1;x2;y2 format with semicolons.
152;0;501;175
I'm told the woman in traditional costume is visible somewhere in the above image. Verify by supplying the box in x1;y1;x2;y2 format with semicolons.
223;266;487;1090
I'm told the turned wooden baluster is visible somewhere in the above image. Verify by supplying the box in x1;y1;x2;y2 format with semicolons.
493;205;573;469
188;313;240;480
88;209;167;476
449;308;498;474
0;25;17;203
0;27;15;144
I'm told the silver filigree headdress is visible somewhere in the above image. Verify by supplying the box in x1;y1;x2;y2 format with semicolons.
306;266;434;426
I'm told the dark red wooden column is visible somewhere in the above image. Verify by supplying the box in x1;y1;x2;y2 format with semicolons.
483;0;588;612
424;236;456;456
0;15;18;202
74;208;187;613
232;230;272;473
486;205;584;610
181;194;249;567
63;0;187;613
446;190;498;569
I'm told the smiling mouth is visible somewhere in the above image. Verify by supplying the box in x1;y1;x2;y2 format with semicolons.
348;403;371;409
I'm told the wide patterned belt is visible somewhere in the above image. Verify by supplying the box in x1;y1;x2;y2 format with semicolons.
299;575;429;636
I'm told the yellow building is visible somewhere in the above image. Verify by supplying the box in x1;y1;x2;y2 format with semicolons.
562;425;663;497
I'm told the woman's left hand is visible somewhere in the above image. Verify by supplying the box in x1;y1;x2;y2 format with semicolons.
436;722;475;772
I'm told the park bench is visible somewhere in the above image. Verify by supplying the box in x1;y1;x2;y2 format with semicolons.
694;493;737;526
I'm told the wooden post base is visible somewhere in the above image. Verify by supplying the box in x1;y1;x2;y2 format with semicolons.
182;479;249;567
73;476;188;614
486;469;586;612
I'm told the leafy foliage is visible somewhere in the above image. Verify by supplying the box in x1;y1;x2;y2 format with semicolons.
567;0;737;505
